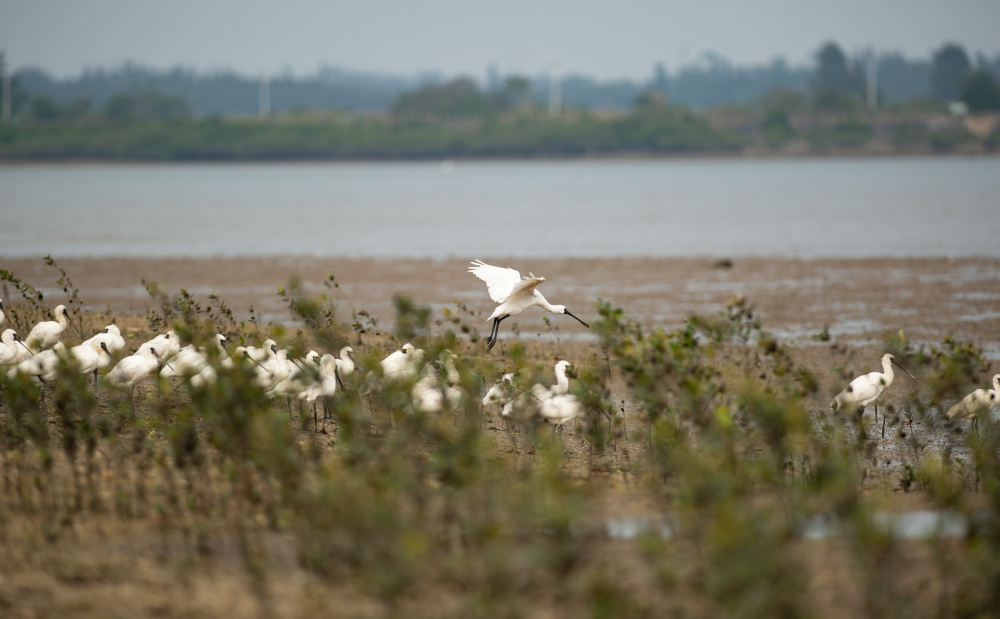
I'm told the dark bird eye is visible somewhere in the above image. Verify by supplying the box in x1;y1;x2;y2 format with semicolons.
846;386;853;393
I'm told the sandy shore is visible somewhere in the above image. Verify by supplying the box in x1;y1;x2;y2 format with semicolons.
3;254;999;357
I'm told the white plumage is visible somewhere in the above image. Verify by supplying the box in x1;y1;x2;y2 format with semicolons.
831;353;915;436
106;346;165;419
469;260;589;351
24;304;71;352
946;374;1000;424
0;329;34;366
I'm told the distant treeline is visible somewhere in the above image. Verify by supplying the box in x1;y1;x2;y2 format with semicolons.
6;41;1000;117
1;41;999;161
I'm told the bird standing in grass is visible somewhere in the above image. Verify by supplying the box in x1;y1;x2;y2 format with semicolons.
468;260;589;351
106;346;166;419
946;374;1000;433
831;353;915;437
25;304;74;352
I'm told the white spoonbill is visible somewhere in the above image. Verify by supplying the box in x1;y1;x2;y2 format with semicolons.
946;374;1000;431
483;373;516;408
106;346;166;419
468;260;589;351
0;329;34;366
301;353;340;431
24;304;74;352
335;346;363;378
380;343;424;381
831;353;915;437
160;334;229;379
69;339;114;388
83;324;126;356
539;393;585;432
138;330;181;360
500;360;573;421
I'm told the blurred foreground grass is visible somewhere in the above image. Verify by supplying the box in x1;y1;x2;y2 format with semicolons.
0;266;999;618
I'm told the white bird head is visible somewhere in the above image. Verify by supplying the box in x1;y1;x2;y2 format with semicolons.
401;343;415;354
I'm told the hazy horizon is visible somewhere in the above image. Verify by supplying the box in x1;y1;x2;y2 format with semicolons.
3;0;1000;82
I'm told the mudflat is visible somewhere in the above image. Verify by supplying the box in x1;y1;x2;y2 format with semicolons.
4;255;998;355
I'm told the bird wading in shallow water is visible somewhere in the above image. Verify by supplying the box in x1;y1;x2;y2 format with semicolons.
468;260;589;351
831;353;915;438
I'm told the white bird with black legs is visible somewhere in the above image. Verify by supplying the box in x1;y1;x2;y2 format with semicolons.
24;304;76;352
831;353;915;437
301;353;340;431
106;346;167;419
469;260;589;351
946;374;1000;432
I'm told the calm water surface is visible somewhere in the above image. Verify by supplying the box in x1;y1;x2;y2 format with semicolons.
2;157;997;258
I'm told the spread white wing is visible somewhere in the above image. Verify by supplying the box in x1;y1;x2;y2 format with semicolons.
469;260;524;303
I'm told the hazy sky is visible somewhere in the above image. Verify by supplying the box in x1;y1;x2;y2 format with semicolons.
3;0;999;80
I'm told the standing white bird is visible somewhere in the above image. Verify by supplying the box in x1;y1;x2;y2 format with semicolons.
380;343;424;381
83;324;126;356
0;329;34;366
106;346;166;419
302;353;340;430
160;334;229;379
483;373;516;408
501;360;573;421
469;260;589;351
335;346;363;378
24;304;73;352
539;393;585;431
68;339;114;388
831;353;915;437
138;330;181;360
946;374;1000;431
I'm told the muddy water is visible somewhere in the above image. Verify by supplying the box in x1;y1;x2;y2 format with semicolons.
2;157;999;258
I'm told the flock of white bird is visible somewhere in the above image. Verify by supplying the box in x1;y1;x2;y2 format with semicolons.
1;257;997;437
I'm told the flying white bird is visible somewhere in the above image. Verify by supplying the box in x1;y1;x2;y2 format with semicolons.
106;346;167;419
831;353;915;437
24;304;74;352
468;260;588;351
946;373;1000;432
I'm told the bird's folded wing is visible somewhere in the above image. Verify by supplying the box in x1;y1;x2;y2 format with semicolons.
469;260;523;303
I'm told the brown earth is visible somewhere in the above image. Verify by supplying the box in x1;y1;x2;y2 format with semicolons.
1;254;999;618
